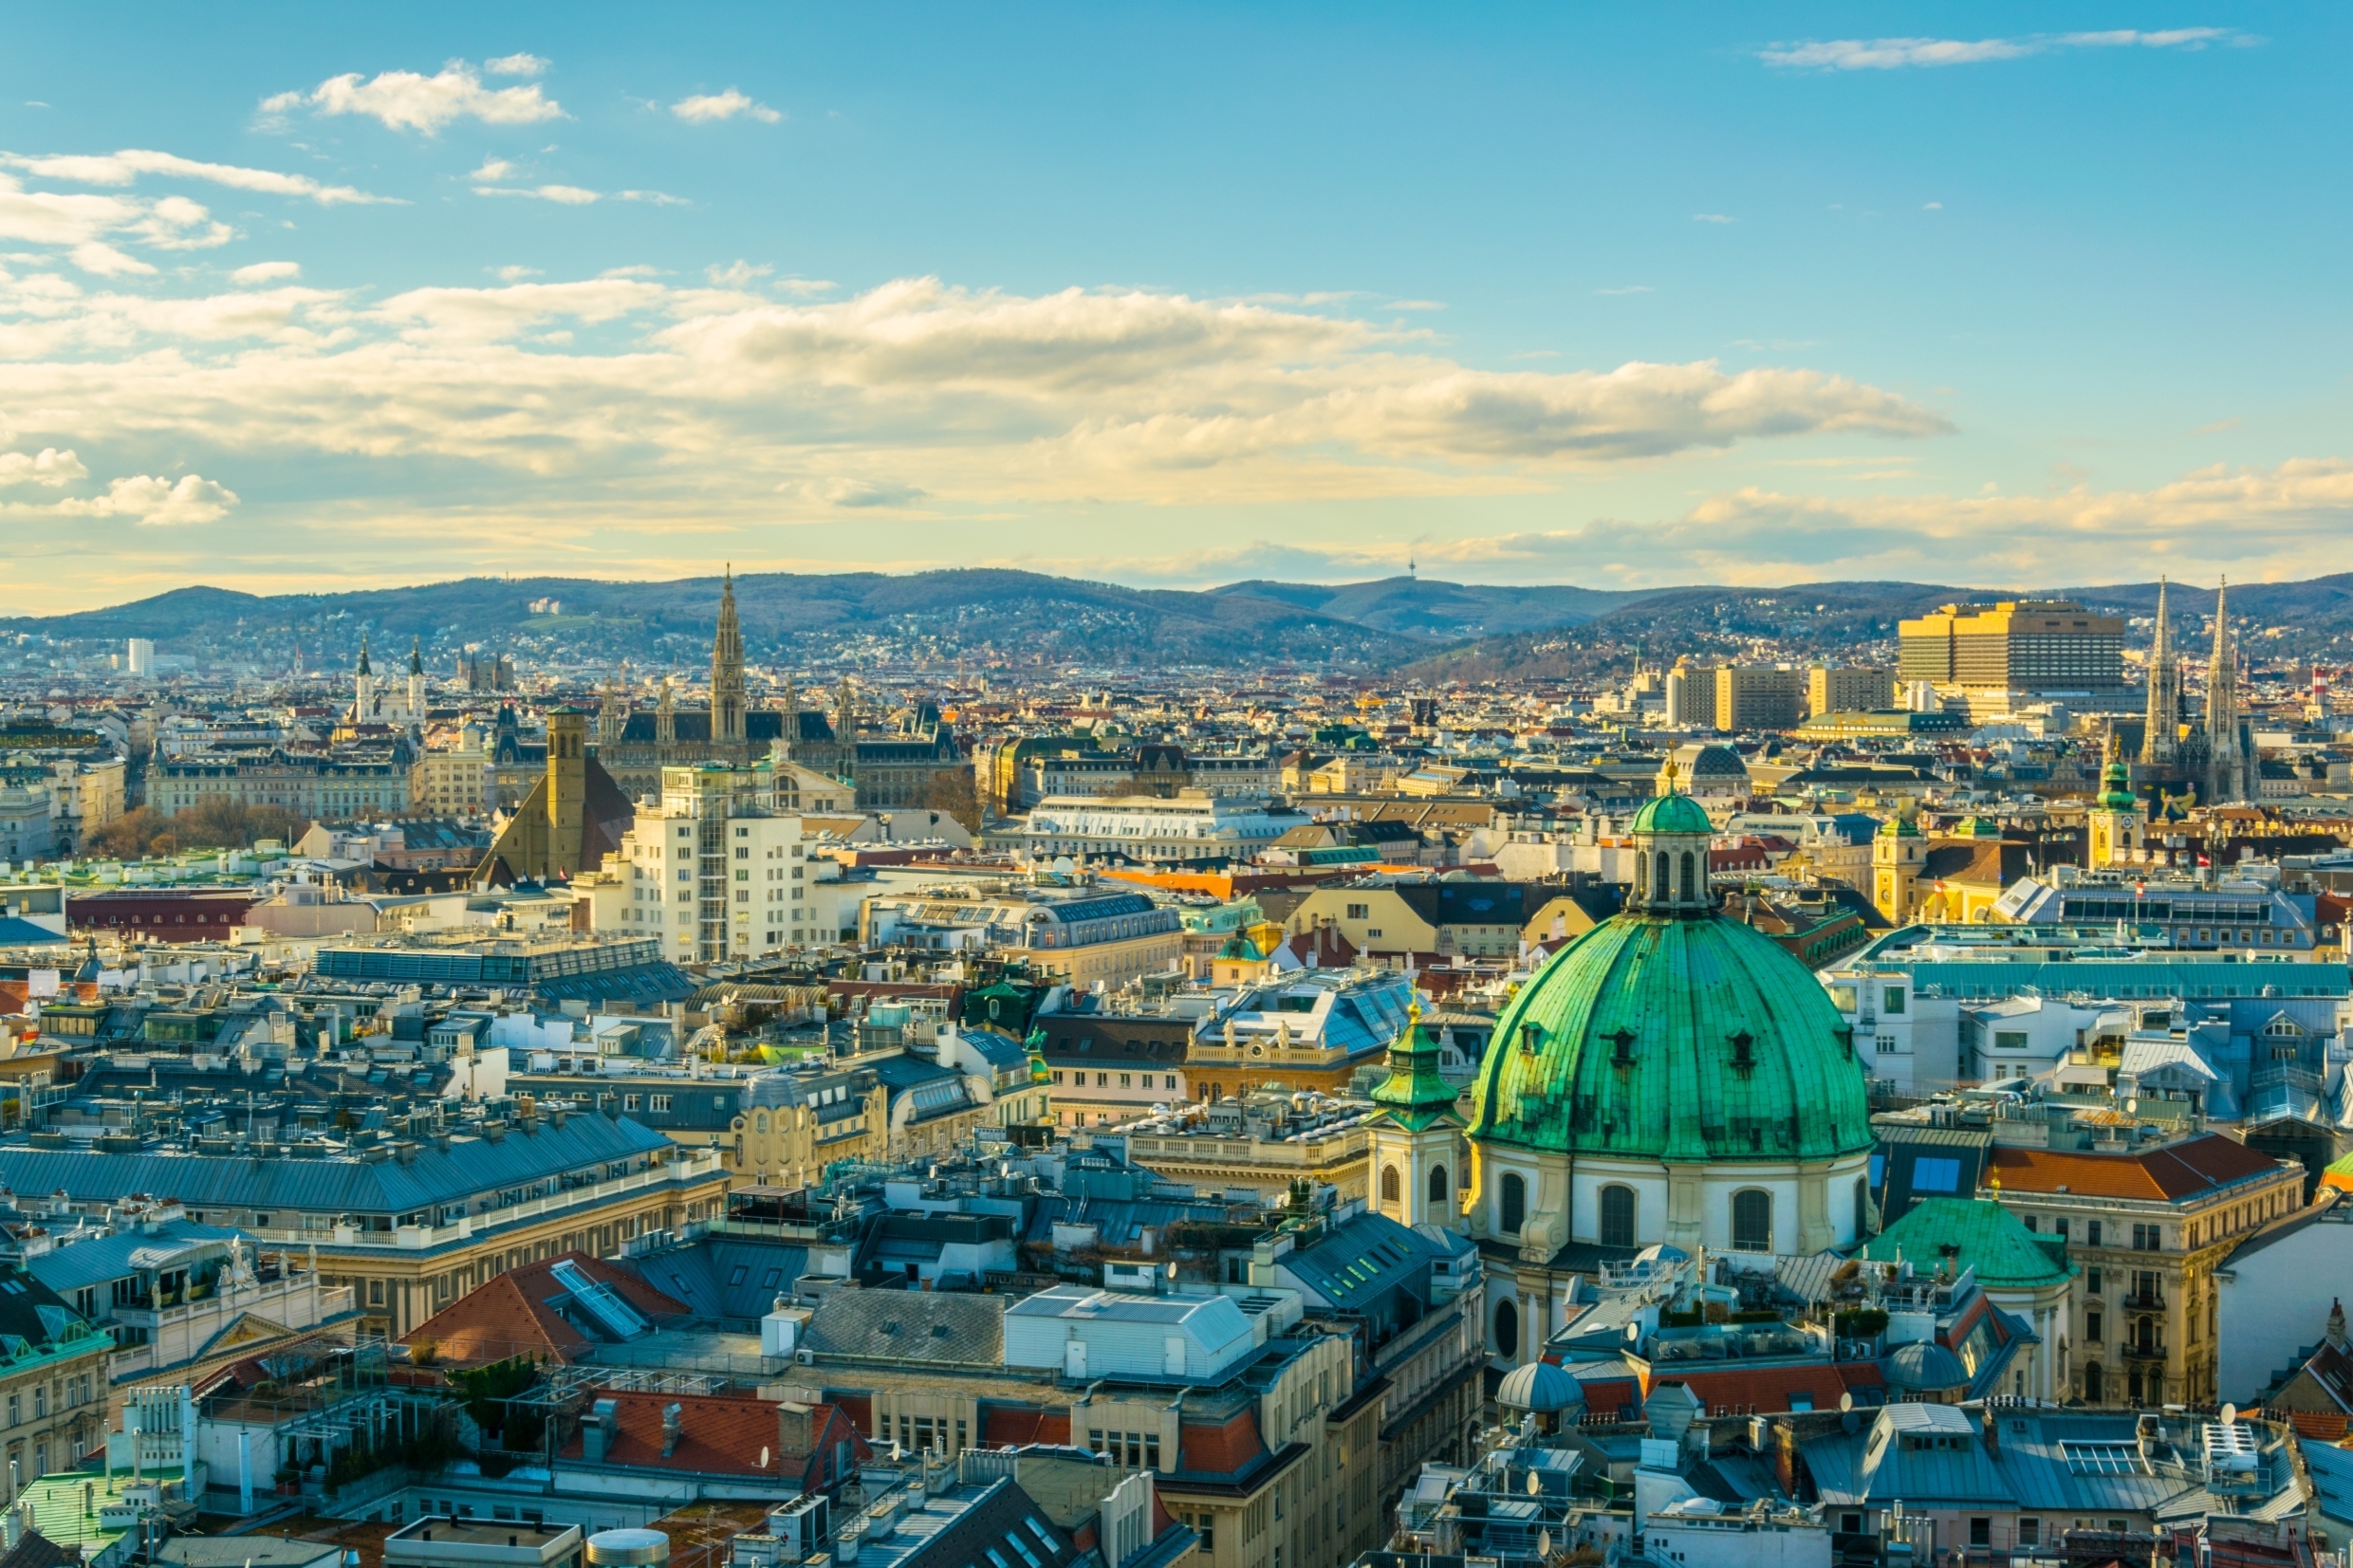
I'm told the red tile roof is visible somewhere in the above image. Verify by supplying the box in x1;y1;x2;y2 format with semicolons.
559;1390;806;1477
1656;1362;1880;1416
399;1251;691;1368
1988;1134;2288;1202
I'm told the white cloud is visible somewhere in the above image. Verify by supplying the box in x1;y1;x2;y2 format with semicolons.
1762;28;2245;70
670;89;782;124
1923;201;1943;211
706;259;771;287
62;473;239;525
0;148;386;204
616;190;686;205
0;471;239;526
474;183;600;204
232;260;301;285
0;448;86;487
775;278;837;298
266;62;564;133
470;157;515;181
484;54;549;78
1692;212;1735;224
1595;285;1653;296
69;242;154;276
497;265;543;282
128;194;233;250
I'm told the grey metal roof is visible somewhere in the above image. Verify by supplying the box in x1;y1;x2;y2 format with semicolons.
804;1288;1004;1364
630;1238;809;1320
0;1113;676;1216
23;1220;242;1296
1279;1211;1435;1311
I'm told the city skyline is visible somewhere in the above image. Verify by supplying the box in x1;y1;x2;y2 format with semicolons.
4;4;2350;609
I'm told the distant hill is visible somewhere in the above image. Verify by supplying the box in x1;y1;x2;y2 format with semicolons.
11;569;2353;677
1390;581;1988;683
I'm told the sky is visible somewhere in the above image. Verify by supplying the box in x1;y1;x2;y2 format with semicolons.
2;3;2349;610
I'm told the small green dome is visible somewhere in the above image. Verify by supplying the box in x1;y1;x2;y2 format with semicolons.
1632;792;1713;836
1877;814;1922;839
1470;913;1872;1163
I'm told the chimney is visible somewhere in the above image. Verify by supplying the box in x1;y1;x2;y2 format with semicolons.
778;1401;815;1459
584;1399;616;1464
660;1401;683;1457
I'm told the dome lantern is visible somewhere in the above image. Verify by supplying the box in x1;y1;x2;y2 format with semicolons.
1626;761;1714;917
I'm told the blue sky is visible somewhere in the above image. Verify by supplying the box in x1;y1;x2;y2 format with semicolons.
1;3;2346;607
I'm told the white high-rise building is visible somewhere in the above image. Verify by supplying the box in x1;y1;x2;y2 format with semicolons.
125;638;154;676
608;762;811;962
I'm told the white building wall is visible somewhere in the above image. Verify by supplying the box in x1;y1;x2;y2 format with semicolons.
2213;1206;2353;1405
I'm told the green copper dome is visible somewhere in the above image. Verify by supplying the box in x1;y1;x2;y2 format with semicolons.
1469;913;1872;1163
1630;792;1713;836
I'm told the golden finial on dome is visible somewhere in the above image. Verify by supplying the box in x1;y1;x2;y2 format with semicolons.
1663;758;1680;794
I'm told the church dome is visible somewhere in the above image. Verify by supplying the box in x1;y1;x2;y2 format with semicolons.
1496;1359;1584;1413
1885;1340;1968;1393
1468;908;1872;1164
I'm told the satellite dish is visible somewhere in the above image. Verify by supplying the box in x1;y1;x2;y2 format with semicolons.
1538;1530;1553;1559
760;1446;771;1468
1839;1392;1854;1413
2220;1403;2238;1427
1527;1470;1542;1496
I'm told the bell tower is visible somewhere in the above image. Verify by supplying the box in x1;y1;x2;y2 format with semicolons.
1872;804;1924;925
1366;1004;1466;1229
2089;733;2143;869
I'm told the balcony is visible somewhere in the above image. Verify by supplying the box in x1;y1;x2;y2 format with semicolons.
2121;1289;2167;1312
2121;1339;2168;1362
242;1148;725;1250
107;1275;360;1379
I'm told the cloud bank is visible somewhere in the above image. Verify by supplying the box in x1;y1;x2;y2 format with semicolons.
1762;28;2251;70
0;269;1948;519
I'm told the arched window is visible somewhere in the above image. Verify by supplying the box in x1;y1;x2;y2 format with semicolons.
755;1111;769;1134
2084;1362;2103;1402
1854;1176;1871;1239
1499;1172;1527;1235
1678;852;1696;902
2127;1370;2144;1405
1493;1298;1519;1361
1600;1184;1636;1248
1655;852;1672;898
1732;1189;1773;1253
1634;854;1648;897
1428;1164;1450;1207
1380;1165;1400;1203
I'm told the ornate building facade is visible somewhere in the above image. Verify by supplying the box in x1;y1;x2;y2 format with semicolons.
585;569;968;812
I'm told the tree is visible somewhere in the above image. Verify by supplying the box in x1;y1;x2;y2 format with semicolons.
922;766;982;833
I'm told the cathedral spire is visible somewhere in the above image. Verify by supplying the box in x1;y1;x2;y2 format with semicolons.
711;564;746;747
408;636;423;676
2206;577;2247;804
2140;575;2177;766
